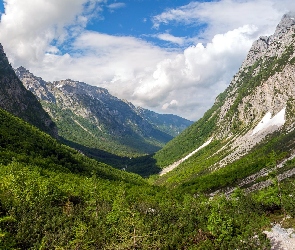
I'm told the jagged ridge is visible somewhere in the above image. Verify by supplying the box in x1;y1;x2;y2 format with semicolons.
15;67;192;157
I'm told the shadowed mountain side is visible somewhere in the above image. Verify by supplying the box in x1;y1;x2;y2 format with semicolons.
0;107;144;185
0;44;57;137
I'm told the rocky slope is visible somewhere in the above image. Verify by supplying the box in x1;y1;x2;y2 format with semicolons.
16;67;192;156
217;13;295;138
210;12;295;168
154;13;295;190
0;44;57;137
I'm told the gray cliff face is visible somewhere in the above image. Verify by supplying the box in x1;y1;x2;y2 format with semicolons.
241;13;295;70
15;66;56;103
16;68;192;155
209;13;295;167
218;13;295;136
0;44;58;137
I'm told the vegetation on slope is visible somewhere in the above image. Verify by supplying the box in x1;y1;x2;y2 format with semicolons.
136;107;193;137
153;104;295;193
41;103;163;177
44;102;163;157
1;107;288;249
177;131;292;194
153;103;220;168
0;108;142;184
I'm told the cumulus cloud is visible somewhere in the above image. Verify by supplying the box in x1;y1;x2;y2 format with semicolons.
37;31;173;88
132;25;257;119
0;0;294;120
0;0;103;65
162;100;179;110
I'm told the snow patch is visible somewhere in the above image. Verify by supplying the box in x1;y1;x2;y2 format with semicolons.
252;107;286;135
159;138;213;176
56;84;63;88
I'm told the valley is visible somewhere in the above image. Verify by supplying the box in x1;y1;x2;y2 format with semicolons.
1;12;295;250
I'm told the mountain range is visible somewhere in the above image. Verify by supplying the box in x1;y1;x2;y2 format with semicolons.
1;13;295;249
15;67;193;158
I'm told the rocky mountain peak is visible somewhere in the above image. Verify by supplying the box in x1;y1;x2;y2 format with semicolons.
154;13;295;191
212;13;295;165
16;68;192;156
15;66;56;103
241;13;295;70
15;66;30;77
274;12;295;38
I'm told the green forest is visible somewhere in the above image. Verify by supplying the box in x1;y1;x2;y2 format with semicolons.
1;107;295;249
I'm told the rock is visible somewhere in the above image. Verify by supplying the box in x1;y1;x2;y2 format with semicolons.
15;67;193;155
0;44;58;137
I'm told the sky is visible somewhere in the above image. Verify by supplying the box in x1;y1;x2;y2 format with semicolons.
0;0;294;121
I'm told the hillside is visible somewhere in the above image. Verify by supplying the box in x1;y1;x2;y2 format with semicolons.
154;13;295;193
2;12;295;250
15;67;192;157
0;41;274;249
0;44;57;137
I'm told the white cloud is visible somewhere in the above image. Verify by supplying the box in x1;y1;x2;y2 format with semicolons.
156;33;184;45
41;31;173;85
132;25;257;119
0;0;294;121
107;2;126;10
0;0;103;65
162;100;179;110
152;0;293;41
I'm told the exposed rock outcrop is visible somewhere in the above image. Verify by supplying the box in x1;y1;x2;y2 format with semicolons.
155;13;295;185
212;13;295;166
0;44;58;137
15;68;192;156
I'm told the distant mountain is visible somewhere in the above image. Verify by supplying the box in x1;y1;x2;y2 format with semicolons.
0;44;57;137
16;67;192;157
135;106;192;137
154;13;295;193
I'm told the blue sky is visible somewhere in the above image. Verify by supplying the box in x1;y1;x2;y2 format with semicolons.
70;0;208;50
0;0;294;120
86;0;198;43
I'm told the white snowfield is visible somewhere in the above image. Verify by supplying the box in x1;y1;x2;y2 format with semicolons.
159;138;213;176
252;107;286;135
